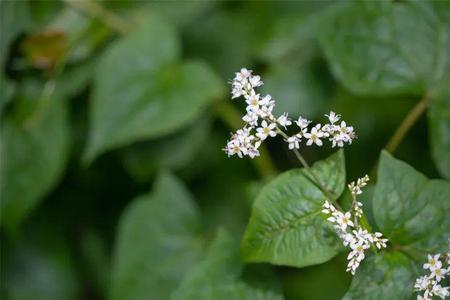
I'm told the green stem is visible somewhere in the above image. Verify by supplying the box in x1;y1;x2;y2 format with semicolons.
62;0;132;35
385;93;431;154
215;101;278;181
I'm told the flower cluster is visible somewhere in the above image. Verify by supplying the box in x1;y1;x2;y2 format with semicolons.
223;68;356;158
322;175;388;275
414;243;450;300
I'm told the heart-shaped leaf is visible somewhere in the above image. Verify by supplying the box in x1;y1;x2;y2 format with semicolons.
373;151;450;253
242;150;345;267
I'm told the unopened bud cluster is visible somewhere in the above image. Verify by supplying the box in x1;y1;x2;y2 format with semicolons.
322;175;388;275
224;68;356;158
414;242;450;300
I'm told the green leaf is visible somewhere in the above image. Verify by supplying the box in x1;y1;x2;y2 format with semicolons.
122;116;211;182
111;172;204;300
0;92;70;231
84;17;223;163
428;92;450;180
242;150;346;268
318;1;449;96
4;221;80;300
373;151;450;253
343;251;417;300
0;0;30;70
262;60;331;118
171;229;284;300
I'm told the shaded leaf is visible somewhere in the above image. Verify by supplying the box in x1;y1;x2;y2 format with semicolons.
0;91;70;231
4;222;80;300
122;116;211;182
318;1;449;95
428;91;450;180
171;229;284;300
111;172;204;300
84;16;223;163
263;59;331;118
373;151;450;253
343;251;417;300
242;150;345;267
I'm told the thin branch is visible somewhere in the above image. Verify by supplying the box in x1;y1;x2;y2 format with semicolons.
384;93;431;153
62;0;132;35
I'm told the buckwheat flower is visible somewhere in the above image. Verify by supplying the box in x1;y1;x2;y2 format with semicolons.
370;232;388;249
415;275;431;291
242;111;258;127
286;135;300;150
304;124;324;146
277;113;292;129
246;93;261;112
424;254;442;271
325;111;341;124
249;74;263;87
295;116;310;129
431;267;447;282
347;240;369;275
235;68;251;81
433;284;450;299
336;211;354;231
256;120;277;140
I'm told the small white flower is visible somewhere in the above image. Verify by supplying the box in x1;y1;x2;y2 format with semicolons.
286;135;300;150
242;112;258;127
295;116;310;129
336;211;354;231
304;124;324;146
415;275;431;291
325;111;341;124
256;120;277;140
277;113;292;129
432;284;450;299
245;93;260;112
431;267;447;282
249;74;263;87
424;254;442;271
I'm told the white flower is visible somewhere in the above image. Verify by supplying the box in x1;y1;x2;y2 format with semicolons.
256;120;277;140
325;111;341;124
304;124;324;146
432;284;450;299
424;254;442;271
277;113;292;129
246;93;260;112
295;116;310;129
249;74;263;87
415;275;431;291
415;250;450;300
242;111;258;127
286;135;300;150
236;68;251;81
431;267;447;282
336;211;354;231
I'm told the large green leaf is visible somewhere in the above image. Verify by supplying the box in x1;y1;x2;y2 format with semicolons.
262;59;331;119
428;92;450;180
318;1;449;96
122;116;211;182
84;17;223;163
110;172;204;300
242;150;345;268
0;92;70;231
373;151;450;253
4;225;80;300
343;251;417;300
171;229;284;300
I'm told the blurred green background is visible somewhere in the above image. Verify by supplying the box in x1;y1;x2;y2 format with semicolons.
1;1;448;300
